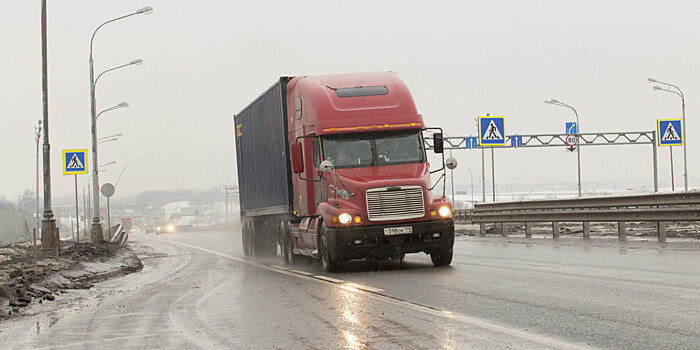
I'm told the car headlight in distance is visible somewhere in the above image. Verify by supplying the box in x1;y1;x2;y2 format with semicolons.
438;205;451;218
338;213;352;225
168;225;174;232
156;226;161;231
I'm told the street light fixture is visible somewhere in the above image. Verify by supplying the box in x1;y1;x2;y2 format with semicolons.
98;161;117;172
545;99;582;197
98;137;119;146
94;59;143;89
89;7;152;243
647;77;688;191
96;102;128;120
98;133;123;144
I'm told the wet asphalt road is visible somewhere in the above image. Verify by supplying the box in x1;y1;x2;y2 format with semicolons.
2;228;699;349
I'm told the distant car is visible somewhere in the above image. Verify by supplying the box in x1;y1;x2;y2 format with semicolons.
156;223;175;235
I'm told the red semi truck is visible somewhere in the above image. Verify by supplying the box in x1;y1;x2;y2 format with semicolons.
234;72;455;271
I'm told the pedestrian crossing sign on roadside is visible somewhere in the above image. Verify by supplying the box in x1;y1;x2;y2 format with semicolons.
62;149;88;175
478;116;506;146
657;119;683;146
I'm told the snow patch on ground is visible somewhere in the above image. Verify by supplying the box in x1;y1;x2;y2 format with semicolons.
0;241;142;321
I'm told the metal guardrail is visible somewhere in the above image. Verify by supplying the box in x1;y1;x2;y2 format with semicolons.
454;192;700;242
109;224;128;247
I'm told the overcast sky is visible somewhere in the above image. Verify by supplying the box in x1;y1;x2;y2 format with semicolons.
2;0;699;201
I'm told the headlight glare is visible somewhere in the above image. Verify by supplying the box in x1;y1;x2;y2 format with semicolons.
438;206;451;218
338;213;352;225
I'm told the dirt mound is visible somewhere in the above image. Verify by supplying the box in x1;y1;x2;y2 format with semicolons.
0;241;142;320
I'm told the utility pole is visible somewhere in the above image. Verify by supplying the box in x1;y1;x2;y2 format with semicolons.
40;0;57;250
34;121;42;241
477;116;486;202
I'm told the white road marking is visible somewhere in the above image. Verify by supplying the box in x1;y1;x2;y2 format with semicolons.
289;269;315;276
168;240;589;350
313;275;345;284
523;264;563;271
92;312;159;319
342;282;384;293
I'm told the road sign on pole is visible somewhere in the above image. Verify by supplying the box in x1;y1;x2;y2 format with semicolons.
566;122;577;134
62;149;88;175
478;116;506;146
510;135;523;148
465;137;478;149
565;134;578;152
657;119;683;146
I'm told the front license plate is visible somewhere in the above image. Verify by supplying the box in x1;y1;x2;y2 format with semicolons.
384;226;413;235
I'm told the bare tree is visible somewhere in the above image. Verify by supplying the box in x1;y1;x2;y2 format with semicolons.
0;195;13;210
16;189;36;214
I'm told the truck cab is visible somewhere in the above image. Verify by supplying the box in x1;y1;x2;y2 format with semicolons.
283;72;454;271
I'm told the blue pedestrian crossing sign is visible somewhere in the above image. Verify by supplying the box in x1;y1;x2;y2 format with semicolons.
566;122;577;134
465;137;478;149
478;116;506;146
510;135;523;148
62;149;88;175
657;119;683;146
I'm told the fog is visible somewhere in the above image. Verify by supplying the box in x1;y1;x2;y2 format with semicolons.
2;0;699;201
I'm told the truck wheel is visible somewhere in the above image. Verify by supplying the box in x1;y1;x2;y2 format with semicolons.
242;222;251;256
251;222;276;257
319;224;339;272
430;249;453;267
281;221;295;265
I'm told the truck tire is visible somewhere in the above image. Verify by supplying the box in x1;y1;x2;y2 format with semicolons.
252;221;277;257
242;222;251;256
319;224;340;272
430;249;453;267
281;221;295;265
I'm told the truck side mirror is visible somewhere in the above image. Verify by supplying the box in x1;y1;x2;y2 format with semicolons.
319;160;334;173
291;142;304;173
433;133;444;154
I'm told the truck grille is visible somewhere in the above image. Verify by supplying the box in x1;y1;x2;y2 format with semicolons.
366;186;425;221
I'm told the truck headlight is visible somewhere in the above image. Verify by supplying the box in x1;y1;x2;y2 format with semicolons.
338;213;352;225
438;206;451;218
168;225;174;232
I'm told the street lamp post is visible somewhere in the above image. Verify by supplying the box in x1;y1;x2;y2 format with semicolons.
545;99;582;197
648;78;688;191
89;7;151;243
82;178;91;239
40;0;57;250
34;121;42;239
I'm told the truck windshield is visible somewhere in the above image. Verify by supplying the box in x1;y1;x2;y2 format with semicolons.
322;130;425;168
